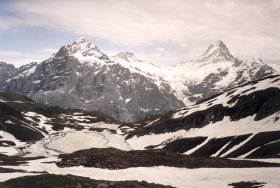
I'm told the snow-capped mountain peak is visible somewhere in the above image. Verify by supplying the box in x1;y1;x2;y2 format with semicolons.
69;37;102;57
54;37;110;64
199;40;235;62
73;36;89;44
112;52;140;62
0;38;276;122
215;40;229;50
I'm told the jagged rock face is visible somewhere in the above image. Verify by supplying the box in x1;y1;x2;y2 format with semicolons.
30;62;183;122
0;62;17;87
0;39;276;122
1;39;184;122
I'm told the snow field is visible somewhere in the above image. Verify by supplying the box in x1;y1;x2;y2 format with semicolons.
1;157;279;188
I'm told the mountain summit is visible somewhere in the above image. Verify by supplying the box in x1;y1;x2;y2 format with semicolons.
0;38;276;122
199;40;235;62
112;52;140;62
161;40;275;104
68;37;109;61
0;38;184;122
54;37;110;63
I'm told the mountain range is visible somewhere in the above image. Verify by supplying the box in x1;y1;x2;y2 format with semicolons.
1;73;279;158
0;38;276;122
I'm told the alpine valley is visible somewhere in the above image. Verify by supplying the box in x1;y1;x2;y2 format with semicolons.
0;38;279;188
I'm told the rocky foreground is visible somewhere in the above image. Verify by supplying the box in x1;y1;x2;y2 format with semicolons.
56;148;280;169
0;174;174;188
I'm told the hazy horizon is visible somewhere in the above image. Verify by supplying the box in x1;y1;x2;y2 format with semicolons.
0;0;280;67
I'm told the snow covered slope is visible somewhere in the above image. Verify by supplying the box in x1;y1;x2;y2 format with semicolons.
110;41;275;106
0;92;125;156
0;90;279;187
0;38;183;122
127;73;280;159
111;41;275;106
0;39;275;122
269;63;280;72
160;41;275;104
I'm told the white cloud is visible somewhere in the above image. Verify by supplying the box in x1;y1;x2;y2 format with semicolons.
2;0;280;65
0;50;39;67
156;47;165;52
0;49;57;67
0;17;22;33
35;48;57;54
0;51;23;57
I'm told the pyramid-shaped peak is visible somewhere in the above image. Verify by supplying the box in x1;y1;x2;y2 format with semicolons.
203;40;230;55
215;40;228;50
199;40;234;61
54;37;108;60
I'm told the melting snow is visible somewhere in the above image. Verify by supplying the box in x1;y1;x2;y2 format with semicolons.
1;158;279;188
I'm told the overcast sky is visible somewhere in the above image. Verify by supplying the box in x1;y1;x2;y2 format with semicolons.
0;0;279;67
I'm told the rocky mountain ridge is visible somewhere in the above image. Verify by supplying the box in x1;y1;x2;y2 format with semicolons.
0;38;184;122
0;38;276;122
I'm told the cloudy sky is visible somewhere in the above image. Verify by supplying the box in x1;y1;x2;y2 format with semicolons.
0;0;280;67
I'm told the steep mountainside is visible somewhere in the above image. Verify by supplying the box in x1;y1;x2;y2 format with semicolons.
0;62;17;84
170;41;275;104
0;38;183;122
0;39;275;122
117;41;275;105
126;73;280;159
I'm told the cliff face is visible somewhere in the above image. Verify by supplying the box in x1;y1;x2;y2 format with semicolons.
0;39;276;122
0;38;184;122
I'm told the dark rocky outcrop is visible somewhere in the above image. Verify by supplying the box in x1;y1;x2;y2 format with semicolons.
224;131;280;158
0;167;26;173
162;137;207;153
228;181;266;188
216;134;252;157
0;154;44;166
0;174;174;188
149;131;280;158
56;148;280;169
190;136;234;157
247;141;280;159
